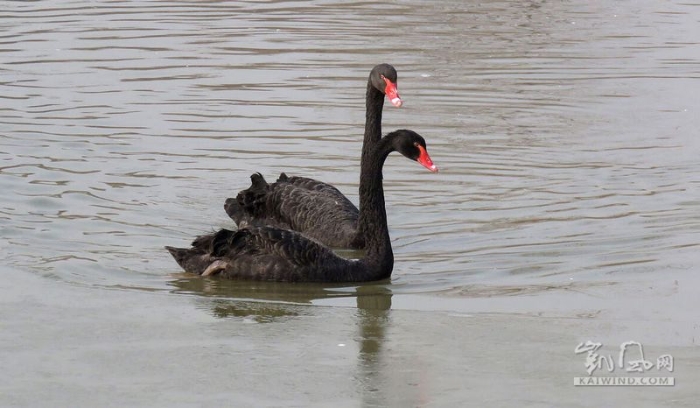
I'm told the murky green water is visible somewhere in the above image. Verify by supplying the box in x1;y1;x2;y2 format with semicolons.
1;0;699;406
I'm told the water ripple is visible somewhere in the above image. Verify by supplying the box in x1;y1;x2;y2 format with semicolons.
1;0;698;300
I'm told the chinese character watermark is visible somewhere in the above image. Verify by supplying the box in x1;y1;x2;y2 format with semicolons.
573;340;674;386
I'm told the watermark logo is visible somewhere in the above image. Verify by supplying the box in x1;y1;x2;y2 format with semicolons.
574;340;674;386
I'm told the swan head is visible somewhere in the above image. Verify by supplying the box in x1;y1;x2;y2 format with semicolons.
387;129;439;173
371;63;402;108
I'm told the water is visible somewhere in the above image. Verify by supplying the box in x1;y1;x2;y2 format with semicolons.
1;1;699;406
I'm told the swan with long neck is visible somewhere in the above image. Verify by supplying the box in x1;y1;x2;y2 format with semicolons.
225;64;402;249
166;129;437;282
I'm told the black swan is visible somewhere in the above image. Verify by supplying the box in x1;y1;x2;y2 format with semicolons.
224;63;404;249
166;129;438;282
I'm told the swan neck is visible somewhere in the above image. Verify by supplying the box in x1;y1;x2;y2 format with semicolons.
361;82;384;179
355;82;385;246
356;141;393;277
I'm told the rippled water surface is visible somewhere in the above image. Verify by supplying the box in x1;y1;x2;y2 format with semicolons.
3;0;698;295
2;1;700;406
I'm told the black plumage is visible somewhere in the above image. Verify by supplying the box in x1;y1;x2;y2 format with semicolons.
166;129;438;283
225;63;402;249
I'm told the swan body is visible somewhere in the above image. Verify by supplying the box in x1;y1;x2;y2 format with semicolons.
166;129;438;282
226;63;402;249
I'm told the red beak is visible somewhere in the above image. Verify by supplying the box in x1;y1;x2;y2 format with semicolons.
382;76;403;107
416;145;438;173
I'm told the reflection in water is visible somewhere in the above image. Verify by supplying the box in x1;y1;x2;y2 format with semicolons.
169;276;397;403
168;275;376;304
168;276;392;313
2;2;698;406
168;277;350;321
354;286;393;407
208;300;301;323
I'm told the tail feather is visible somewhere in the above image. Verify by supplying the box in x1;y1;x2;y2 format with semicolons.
224;197;244;224
166;228;235;275
211;228;241;257
165;245;210;275
190;233;213;250
250;172;268;189
224;172;271;224
165;245;191;269
235;173;270;217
